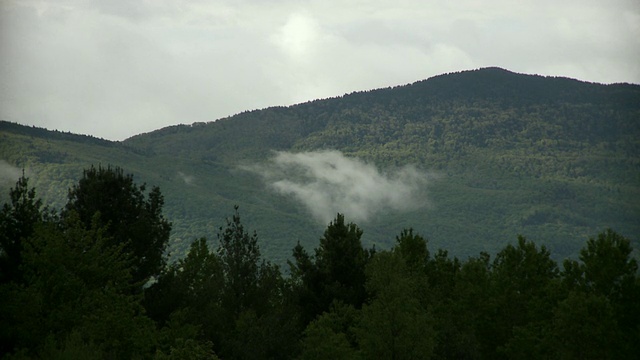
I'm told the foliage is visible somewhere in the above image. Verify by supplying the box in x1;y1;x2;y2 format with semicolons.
63;165;172;286
1;212;157;358
299;302;360;360
289;213;371;327
0;174;46;284
357;251;435;360
1;171;639;359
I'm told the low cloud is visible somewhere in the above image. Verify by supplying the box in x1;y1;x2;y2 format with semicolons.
177;171;195;186
0;160;23;184
245;150;431;224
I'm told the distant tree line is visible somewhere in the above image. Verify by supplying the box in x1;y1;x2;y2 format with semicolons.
1;166;638;359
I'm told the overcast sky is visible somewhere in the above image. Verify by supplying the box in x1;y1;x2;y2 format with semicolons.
1;0;638;141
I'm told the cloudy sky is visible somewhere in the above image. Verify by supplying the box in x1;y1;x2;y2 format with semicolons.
1;0;638;141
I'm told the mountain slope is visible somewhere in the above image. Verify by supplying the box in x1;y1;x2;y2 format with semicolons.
2;68;639;263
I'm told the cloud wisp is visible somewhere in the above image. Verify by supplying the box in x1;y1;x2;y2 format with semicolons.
177;171;195;186
245;150;431;224
0;160;23;185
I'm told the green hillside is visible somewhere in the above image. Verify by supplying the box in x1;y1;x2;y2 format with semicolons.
2;67;639;264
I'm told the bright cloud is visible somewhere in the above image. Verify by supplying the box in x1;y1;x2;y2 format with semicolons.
245;150;431;224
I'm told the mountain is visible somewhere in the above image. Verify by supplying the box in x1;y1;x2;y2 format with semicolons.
2;67;639;264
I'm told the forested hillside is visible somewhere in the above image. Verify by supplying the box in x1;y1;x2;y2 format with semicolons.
1;172;638;358
1;67;639;263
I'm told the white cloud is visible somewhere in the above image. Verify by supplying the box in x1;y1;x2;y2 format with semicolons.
271;12;323;60
177;171;195;186
0;160;23;185
245;150;431;224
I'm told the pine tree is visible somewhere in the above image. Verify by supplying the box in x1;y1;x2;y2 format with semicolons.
64;165;171;286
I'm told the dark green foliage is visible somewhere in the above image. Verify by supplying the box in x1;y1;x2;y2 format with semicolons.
217;206;263;317
144;237;226;358
394;228;430;272
314;214;369;309
357;251;435;360
577;228;638;297
485;237;559;359
548;292;620;360
299;302;361;360
0;174;45;284
1;212;157;358
561;229;640;358
145;207;297;360
154;338;219;360
213;208;298;360
290;213;371;326
0;176;49;354
440;253;491;359
64;165;171;286
2;172;640;359
144;238;224;328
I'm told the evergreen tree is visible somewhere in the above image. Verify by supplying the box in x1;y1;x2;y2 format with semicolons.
561;229;640;358
2;212;157;358
549;291;620;360
64;165;171;286
215;206;293;359
484;236;559;359
217;206;262;317
0;174;46;284
144;238;224;327
357;250;435;360
290;213;370;326
299;302;360;360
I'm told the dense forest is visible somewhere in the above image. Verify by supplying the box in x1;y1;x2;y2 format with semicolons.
1;166;638;359
2;68;639;265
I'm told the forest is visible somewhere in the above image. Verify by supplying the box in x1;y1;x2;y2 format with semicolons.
1;165;638;359
2;68;639;265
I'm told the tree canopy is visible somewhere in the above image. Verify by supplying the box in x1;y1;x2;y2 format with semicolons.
64;165;171;286
1;167;639;359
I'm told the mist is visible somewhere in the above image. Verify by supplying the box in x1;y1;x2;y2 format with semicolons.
177;171;195;186
0;160;22;185
245;150;431;224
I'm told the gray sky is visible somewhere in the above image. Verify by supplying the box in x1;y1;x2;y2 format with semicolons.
1;0;639;141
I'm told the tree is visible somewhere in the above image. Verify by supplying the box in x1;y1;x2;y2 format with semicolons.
2;212;157;358
0;175;49;355
394;228;429;273
214;206;294;359
144;238;224;328
576;228;637;297
549;292;620;360
357;250;435;360
0;174;46;284
64;165;171;286
144;237;226;360
484;236;559;359
290;213;370;327
315;213;369;307
561;229;640;357
434;252;491;359
217;206;263;317
299;302;360;360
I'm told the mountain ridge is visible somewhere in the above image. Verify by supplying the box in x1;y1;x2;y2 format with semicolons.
2;67;639;264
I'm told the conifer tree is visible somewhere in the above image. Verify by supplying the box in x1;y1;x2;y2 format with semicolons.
64;165;171;286
0;174;45;284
